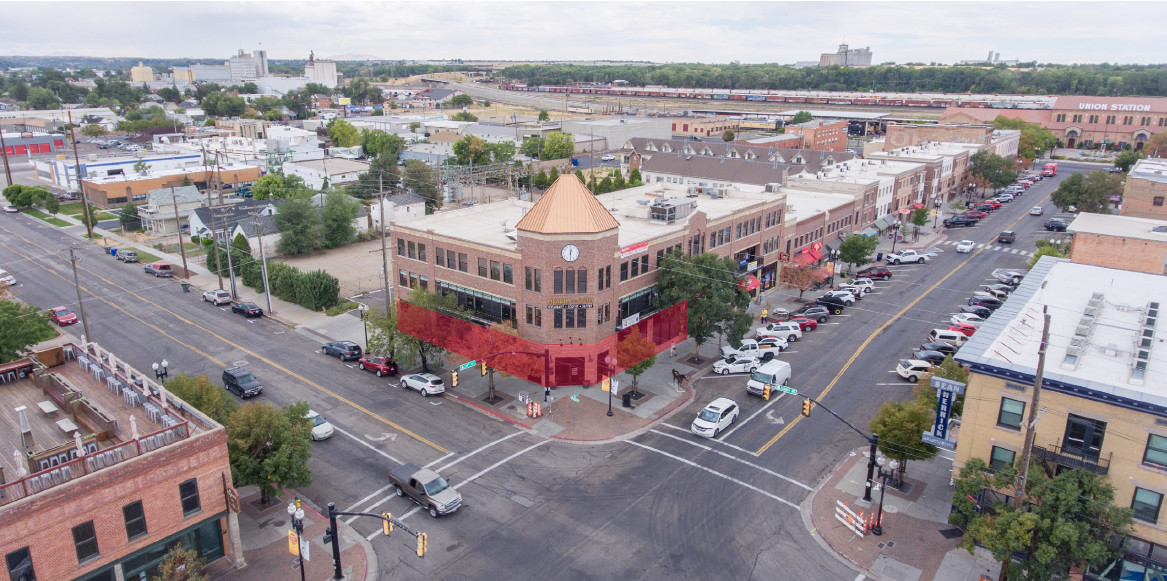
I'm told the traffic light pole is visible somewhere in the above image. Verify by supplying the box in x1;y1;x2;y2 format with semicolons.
324;503;429;579
792;393;880;502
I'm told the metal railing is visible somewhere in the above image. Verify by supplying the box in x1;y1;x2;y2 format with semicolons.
1032;443;1111;475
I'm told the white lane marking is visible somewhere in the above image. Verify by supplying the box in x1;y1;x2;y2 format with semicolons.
660;422;760;457
649;429;812;491
344;485;393;514
335;425;402;465
437;430;525;472
626;441;800;509
1010;249;1019;254
976;243;985;249
720;391;786;443
423;451;456;470
874;382;907;386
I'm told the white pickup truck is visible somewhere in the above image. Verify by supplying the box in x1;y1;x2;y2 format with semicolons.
885;249;930;265
721;337;786;361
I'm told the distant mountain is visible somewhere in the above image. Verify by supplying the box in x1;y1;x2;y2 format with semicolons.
326;53;384;62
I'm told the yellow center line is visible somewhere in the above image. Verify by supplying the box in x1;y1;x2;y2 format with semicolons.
754;201;1038;455
2;228;450;454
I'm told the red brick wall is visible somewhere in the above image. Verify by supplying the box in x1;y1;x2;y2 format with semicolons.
1120;175;1167;219
1070;232;1167;274
885;124;992;149
0;430;232;580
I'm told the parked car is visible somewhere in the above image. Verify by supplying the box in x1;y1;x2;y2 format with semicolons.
949;313;984;327
980;199;1002;210
897;359;933;383
834;284;865;299
721;337;787;361
983;283;1014;297
690;398;739;438
713;355;761;375
222;367;262;398
815;294;848;314
943;216;978;228
795;305;832;323
856;266;892;280
755;321;802;342
1044;218;1068;232
3;204;18;213
789;316;819;331
995;193;1015;203
49;306;78;326
1030;206;1044;216
358;355;399;377
948;322;978;337
306;410;335;441
963;210;988;220
600;154;616;162
845;278;875;293
885;249;930;265
961;305;993;319
912;350;949;366
822;290;856;305
968;295;1004;310
117;250;139;263
920;341;958;356
992;269;1025;286
975;204;996;213
401;373;445;396
231;302;264;318
0;269;14;287
997;231;1016;244
202;289;231;305
144;262;173;277
322;341;363;361
955;240;976;253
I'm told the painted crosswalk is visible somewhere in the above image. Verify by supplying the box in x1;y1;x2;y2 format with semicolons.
939;240;1032;256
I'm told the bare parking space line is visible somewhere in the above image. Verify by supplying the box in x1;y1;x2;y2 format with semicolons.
626;441;801;509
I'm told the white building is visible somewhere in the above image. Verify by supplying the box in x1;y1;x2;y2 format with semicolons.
304;52;338;88
560;118;672;148
31;153;206;189
285;158;370;189
228;49;268;82
369;192;427;230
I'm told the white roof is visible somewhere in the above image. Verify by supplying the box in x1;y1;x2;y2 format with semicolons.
1129;157;1167;185
781;189;855;222
287;158;370;173
956;257;1167;410
1068;212;1167;242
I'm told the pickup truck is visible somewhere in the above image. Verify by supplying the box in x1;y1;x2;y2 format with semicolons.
885;249;931;264
144;262;173;277
721;337;786;361
943;216;978;228
388;463;463;518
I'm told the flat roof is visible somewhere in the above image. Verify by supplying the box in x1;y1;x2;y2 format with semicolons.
1068;212;1167;242
777;109;890;120
956;257;1167;413
287;158;370;173
397;183;783;251
564;118;663;127
781;189;856;222
83;162;259;184
1129;157;1167;185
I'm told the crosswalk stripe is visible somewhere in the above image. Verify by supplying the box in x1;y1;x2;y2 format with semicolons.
1011;249;1019;254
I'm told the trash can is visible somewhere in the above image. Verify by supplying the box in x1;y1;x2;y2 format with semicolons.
621;392;632;408
110;248;117;257
876;252;883;262
180;283;191;293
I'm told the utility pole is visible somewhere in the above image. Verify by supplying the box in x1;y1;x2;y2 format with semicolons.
67;111;94;240
201;142;224;289
0;126;12;187
1016;306;1051;507
251;211;273;314
171;189;189;276
378;173;392;314
67;247;92;342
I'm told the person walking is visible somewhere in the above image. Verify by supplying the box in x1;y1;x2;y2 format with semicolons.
544;385;551;403
670;344;677;358
760;308;769;324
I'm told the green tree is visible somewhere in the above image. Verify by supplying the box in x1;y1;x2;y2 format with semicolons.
364;305;405;361
402;160;440;212
360;129;404;159
537;110;550;122
3;184;53;208
993;116;1057;163
154;545;209;581
120;202;142;231
790;111;813;124
252;173;286;200
156;87;182;103
326;119;360;147
1114;149;1142;172
540;132;575;160
869;400;937;485
26;87;61;109
778;264;826;299
0;299;56;363
1051;171;1120;214
838;234;879;272
451;111;478;122
654;250;751;360
399;286;463;373
450;94;474;108
349;154;400;199
408;121;421;133
520;136;543;158
533;169;549;189
163;373;238;426
617;330;657;390
910;207;929;227
487;141;515;164
321;191;360;248
628;168;643;186
722;129;735;142
1028;239;1070;268
226;401;313;505
274;196;322;256
81;124;107;137
452;135;491;165
969;151;1018;194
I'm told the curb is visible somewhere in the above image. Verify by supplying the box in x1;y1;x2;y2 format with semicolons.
549;379;695;445
443;392;533;431
299;497;378;581
802;448;877;578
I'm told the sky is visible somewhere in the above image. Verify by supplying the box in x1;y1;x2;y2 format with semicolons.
1;1;1163;65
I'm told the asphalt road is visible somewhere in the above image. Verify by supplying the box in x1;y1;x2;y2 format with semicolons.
0;162;1099;579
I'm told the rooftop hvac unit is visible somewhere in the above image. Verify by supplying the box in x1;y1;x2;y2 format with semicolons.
1084;306;1099;318
1070;336;1086;348
1066;346;1082;358
1105;343;1120;357
1137;349;1151;361
1075;325;1091;338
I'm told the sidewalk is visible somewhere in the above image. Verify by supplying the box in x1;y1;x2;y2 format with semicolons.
804;449;1000;581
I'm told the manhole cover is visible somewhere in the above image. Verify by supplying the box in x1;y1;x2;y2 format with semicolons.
939;528;963;539
506;405;516;410
886;541;895;548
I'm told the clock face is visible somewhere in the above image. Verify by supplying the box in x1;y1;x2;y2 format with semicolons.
561;244;580;262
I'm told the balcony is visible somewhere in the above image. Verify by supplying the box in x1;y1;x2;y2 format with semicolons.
1032;443;1111;476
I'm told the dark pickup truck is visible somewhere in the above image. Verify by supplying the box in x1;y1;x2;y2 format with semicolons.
943;216;978;228
387;463;463;518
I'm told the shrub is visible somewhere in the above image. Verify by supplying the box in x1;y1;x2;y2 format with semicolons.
294;269;340;311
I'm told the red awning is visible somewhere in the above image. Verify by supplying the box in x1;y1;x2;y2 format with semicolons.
898;208;912;215
792;248;824;265
738;274;761;291
912;203;926;209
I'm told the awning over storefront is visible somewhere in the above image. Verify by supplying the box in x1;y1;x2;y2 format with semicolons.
824;238;842;255
738;274;761;291
792;248;824;266
898;208;912;215
861;227;879;237
873;218;889;230
912;203;926;209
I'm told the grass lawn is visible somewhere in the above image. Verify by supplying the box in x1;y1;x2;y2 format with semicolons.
93;211;118;221
133;250;162;264
59;202;87;215
23;209;72;227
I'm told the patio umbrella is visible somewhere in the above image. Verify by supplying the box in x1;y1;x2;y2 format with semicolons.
74;431;87;456
130;415;140;440
13;450;27;478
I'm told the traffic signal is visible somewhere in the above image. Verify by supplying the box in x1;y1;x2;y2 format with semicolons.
382;512;393;536
451;370;458;387
802;398;812;417
416;532;427;557
481;361;488;376
323;526;335;545
762;384;771;401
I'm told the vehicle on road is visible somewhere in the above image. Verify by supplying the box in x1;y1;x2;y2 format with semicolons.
1042;161;1058;177
897;359;932;383
721;337;786;361
943;216;978;228
117;250;139;263
997;231;1016;244
691;397;740;438
1030;206;1044;216
1044;218;1068;232
912;350;949;366
143;262;173;277
795;305;832;323
755;321;802;342
713;355;761;375
49;306;78;326
920;341;959;356
885;249;930;265
992;269;1025;286
223;367;263;398
3;204;17;213
306;410;335;441
855;266;892;280
322;341;362;361
746;360;792;397
401;373;445;396
955;240;975;253
202;289;231;305
388;463;462;518
358;355;398;377
231;302;264;318
0;269;14;287
600;154;616;162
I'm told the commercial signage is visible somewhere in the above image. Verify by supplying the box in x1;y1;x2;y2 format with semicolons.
546;297;594;309
922;432;956;451
619;241;649;259
1078;102;1152;112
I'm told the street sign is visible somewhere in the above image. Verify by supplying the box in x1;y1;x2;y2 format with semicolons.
776;385;797;395
930;376;966;394
458;360;477;371
570;394;580;402
922;431;956;451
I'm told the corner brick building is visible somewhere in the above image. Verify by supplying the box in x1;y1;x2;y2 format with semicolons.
0;342;242;581
1121;158;1167;220
1068;213;1167;275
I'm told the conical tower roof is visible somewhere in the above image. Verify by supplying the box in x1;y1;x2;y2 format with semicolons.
516;174;620;234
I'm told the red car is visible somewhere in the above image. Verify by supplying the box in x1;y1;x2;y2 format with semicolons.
981;200;1002;210
1014;181;1031;189
790;316;818;331
358;355;399;377
856;266;893;280
49;306;78;326
948;322;977;337
964;210;988;220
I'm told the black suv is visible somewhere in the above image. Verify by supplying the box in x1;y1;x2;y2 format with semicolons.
1044;218;1068;232
943;216;978;228
815;294;848;315
223;367;263;398
968;295;1004;310
997;231;1016;244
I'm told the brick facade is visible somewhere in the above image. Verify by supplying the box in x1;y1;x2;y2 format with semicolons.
1069;232;1167;275
785;120;849;152
884;123;993;150
1121;170;1167;220
670;118;741;138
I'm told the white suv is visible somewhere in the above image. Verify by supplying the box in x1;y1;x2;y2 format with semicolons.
202;289;232;305
401;373;446;396
690;398;739;438
755;322;802;342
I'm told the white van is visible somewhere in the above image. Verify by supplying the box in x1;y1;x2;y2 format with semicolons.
928;328;968;347
746;360;792;397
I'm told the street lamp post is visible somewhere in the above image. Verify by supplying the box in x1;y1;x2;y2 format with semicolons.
890;220;901;254
604;356;616;417
151;360;169;381
871;456;900;536
932;198;941;229
287;498;307;581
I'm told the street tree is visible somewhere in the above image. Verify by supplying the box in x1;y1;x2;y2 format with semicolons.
910;207;929;228
722;129;735;142
365;305;405;361
540;132;575;160
226;401;313;505
1051;171;1121;214
163;373;238;426
81;123;107;137
617;330;658;390
993;116;1057;162
837;234;879;272
274;196;322;256
520;136;543;158
654;250;752;360
1114;149;1142;172
1028;239;1070;269
0;299;56;363
969;151;1018;194
119;202;142;231
361;129;404;159
398;286;463;373
155;545;209;581
453;135;492;165
402;160;440;213
779;264;826;299
869;399;937;485
321;191;361;248
537;110;550;122
251;173;286;200
1145;132;1167;157
791;111;814;124
450;94;474;108
326;119;360;147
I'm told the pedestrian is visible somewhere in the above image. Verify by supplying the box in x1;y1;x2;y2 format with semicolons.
760;308;768;324
670;344;677;358
544;385;550;403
